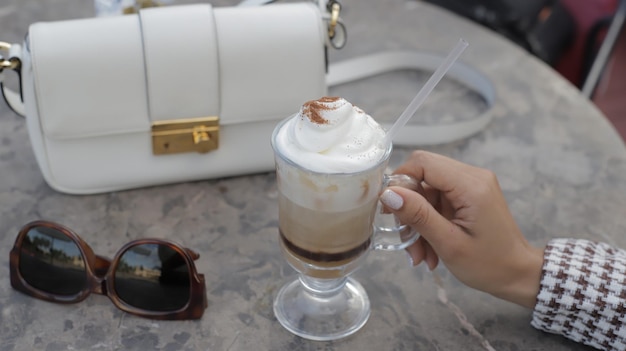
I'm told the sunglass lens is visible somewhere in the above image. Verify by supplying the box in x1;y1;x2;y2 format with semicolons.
19;227;87;295
114;243;191;311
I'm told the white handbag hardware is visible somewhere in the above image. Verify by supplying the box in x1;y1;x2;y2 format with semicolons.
0;1;494;195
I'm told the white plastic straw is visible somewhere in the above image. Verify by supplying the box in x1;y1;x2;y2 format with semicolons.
384;38;469;146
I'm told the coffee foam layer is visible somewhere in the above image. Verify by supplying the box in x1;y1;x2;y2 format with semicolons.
276;158;383;211
274;97;387;174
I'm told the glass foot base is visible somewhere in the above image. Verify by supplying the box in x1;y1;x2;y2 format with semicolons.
273;277;370;341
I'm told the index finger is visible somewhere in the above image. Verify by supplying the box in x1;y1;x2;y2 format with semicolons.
393;151;481;193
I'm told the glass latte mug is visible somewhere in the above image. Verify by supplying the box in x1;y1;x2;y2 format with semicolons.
271;117;420;341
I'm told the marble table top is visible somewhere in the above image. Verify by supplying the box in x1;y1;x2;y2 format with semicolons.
1;0;626;350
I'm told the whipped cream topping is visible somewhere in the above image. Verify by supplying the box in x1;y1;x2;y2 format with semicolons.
274;97;388;173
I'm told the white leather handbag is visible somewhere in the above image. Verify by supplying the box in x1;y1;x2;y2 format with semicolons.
2;2;328;194
0;1;495;195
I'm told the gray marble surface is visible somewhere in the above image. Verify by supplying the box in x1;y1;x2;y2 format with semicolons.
2;0;626;350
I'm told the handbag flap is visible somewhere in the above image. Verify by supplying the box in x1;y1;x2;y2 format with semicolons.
212;4;327;125
140;4;220;123
30;15;150;139
28;3;327;140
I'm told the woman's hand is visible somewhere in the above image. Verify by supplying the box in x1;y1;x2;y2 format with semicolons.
380;151;544;308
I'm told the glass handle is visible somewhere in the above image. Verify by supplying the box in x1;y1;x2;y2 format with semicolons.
373;174;420;251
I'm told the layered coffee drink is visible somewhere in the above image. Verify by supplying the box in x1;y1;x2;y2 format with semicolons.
272;97;389;278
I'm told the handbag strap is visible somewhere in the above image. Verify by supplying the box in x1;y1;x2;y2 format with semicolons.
0;82;24;116
327;51;495;146
241;0;495;145
0;42;25;117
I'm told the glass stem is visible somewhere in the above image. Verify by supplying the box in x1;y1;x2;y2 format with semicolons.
299;275;348;298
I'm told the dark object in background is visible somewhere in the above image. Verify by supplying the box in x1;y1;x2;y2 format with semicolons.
423;0;576;65
555;0;620;88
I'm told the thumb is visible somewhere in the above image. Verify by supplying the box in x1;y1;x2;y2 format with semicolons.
380;186;459;251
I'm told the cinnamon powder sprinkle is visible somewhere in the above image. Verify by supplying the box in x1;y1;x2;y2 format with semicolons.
301;96;341;125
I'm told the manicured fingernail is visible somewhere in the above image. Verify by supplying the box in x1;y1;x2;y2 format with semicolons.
380;189;403;210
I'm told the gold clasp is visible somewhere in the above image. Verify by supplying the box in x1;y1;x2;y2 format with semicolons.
151;116;219;155
192;125;213;145
0;42;20;71
325;1;346;49
328;1;341;39
123;0;165;14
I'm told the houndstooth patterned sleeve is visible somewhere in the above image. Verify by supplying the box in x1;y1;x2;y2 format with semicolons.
532;238;626;350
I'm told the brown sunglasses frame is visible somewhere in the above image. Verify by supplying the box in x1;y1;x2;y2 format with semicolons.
9;220;207;320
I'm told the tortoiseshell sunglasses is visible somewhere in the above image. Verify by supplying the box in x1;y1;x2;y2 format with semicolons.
10;220;207;320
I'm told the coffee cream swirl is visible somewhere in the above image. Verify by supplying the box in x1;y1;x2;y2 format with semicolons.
275;97;387;173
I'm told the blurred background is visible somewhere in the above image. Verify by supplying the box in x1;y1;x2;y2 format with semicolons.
422;0;626;141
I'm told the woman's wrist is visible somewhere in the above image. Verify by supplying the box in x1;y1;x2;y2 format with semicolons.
492;245;545;309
